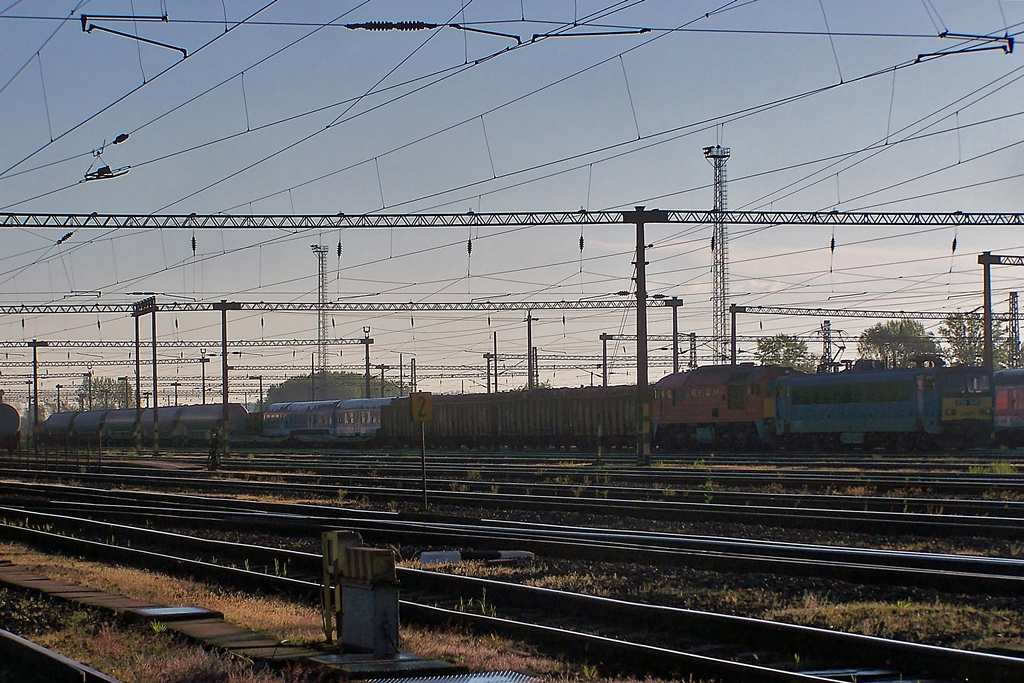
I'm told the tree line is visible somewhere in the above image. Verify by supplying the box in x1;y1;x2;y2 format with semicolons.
755;311;1013;373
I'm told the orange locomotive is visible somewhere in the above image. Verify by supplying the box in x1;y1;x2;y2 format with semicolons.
651;364;798;449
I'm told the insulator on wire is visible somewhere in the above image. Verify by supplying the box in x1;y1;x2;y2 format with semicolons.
191;235;196;255
830;236;835;253
951;237;957;254
710;234;715;251
337;241;343;258
579;234;584;252
467;238;473;256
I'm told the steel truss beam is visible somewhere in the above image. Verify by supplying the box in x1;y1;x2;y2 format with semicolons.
0;338;362;348
0;300;640;315
730;304;1009;321
3;210;1024;229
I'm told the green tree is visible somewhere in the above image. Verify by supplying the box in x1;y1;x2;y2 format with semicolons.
939;311;1007;367
82;376;134;410
267;371;402;403
857;320;939;368
755;334;818;373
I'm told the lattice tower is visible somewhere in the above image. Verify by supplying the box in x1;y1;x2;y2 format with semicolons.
1011;291;1020;368
704;145;731;362
311;245;329;378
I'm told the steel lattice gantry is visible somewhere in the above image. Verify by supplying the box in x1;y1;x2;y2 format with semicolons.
6;209;1024;464
0;300;641;315
4;210;1024;229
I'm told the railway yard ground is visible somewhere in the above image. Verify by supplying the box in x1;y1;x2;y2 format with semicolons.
1;448;1024;682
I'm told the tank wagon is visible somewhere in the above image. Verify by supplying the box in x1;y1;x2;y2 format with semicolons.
41;403;250;446
0;393;20;453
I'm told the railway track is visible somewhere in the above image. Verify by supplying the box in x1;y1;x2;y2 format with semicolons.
96;460;1024;516
3;484;1024;596
60;449;1024;497
4;466;1024;541
1;512;1022;682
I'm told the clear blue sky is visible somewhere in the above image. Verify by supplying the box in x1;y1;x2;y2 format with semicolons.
2;1;1024;402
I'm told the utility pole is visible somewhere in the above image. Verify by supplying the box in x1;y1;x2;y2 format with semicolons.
600;333;612;387
132;296;159;456
28;340;47;453
704;145;731;364
199;351;209;404
311;245;329;379
525;311;535;390
213;300;242;457
623;206;669;466
667;298;683;374
134;311;141;453
362;327;372;398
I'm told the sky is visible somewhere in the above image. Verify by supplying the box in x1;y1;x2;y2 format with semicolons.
2;0;1024;405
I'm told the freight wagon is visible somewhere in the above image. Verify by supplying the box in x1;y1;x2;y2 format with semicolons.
380;385;636;449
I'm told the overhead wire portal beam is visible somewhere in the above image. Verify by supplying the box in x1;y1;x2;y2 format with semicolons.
4;210;1024;229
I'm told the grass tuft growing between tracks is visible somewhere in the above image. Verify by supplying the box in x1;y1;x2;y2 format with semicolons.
765;592;1024;649
0;584;332;683
0;543;704;683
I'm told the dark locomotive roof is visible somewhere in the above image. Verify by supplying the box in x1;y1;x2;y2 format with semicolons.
993;369;1024;385
653;364;800;390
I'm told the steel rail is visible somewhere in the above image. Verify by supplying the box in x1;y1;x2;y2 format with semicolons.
84;460;1024;520
0;628;126;683
3;487;1024;594
4;468;1024;542
0;515;1021;682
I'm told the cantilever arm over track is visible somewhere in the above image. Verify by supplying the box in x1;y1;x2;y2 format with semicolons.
3;210;1024;230
0;300;643;315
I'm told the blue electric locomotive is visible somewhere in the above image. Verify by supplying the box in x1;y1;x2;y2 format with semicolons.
773;360;991;449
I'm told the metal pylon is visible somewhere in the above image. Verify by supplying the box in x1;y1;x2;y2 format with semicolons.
311;245;329;378
704;145;731;363
1011;291;1020;368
